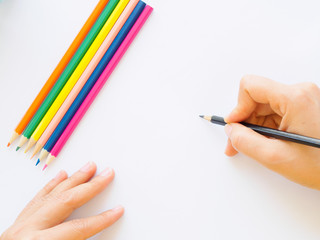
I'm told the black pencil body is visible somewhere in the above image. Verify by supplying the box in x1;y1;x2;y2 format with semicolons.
205;115;320;149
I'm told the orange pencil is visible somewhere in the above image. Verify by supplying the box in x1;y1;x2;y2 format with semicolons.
7;0;110;147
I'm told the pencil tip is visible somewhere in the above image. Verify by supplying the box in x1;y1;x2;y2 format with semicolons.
16;146;21;151
199;115;204;118
42;164;48;171
7;143;11;147
36;159;40;166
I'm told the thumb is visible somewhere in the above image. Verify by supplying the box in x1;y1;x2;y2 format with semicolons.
225;123;288;164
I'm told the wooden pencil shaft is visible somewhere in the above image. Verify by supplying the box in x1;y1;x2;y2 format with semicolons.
208;115;320;149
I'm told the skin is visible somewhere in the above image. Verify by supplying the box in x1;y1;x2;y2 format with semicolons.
1;162;124;240
2;75;320;238
224;75;320;190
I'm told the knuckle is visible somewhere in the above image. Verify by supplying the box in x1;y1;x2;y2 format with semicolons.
70;219;87;240
240;74;253;87
291;88;313;105
51;191;79;208
27;198;42;209
304;82;319;92
40;193;52;203
42;181;55;193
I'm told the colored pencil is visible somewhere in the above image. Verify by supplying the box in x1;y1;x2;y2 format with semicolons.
7;0;111;147
16;0;126;150
200;115;320;148
44;5;153;169
29;0;140;156
36;1;146;164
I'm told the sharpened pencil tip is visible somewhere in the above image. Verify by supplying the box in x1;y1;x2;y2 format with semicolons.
42;164;48;171
7;143;11;147
200;115;212;121
16;146;21;151
35;159;40;166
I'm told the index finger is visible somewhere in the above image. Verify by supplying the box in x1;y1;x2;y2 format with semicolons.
225;75;289;123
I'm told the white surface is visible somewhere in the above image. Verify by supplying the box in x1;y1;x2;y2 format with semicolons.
1;0;320;239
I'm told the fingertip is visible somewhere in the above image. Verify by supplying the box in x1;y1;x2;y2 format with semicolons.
224;114;232;124
60;170;68;178
79;161;97;174
53;170;68;181
112;205;125;215
225;106;246;123
224;139;238;156
225;149;237;157
109;205;125;222
225;110;241;124
91;161;97;169
99;167;115;179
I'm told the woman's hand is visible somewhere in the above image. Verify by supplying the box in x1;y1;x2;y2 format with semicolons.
224;75;320;190
1;162;124;240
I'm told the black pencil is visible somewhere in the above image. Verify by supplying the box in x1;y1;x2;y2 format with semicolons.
200;115;320;149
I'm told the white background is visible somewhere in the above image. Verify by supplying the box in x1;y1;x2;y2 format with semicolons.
1;0;320;239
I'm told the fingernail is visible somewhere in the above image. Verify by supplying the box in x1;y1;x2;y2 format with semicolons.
99;167;113;177
112;205;124;213
54;170;64;180
225;124;232;138
80;161;94;173
224;114;231;123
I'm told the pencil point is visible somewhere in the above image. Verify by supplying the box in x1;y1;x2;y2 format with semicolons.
32;143;43;159
200;116;212;121
24;138;36;154
36;159;40;166
42;164;48;171
17;136;28;149
8;131;20;146
16;146;21;151
7;143;11;147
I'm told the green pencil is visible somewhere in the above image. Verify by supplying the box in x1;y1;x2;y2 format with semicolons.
16;0;120;150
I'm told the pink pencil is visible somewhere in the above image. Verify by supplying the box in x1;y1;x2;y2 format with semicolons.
44;6;153;169
30;0;140;157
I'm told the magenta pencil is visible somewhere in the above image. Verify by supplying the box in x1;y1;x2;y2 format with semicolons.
44;5;153;168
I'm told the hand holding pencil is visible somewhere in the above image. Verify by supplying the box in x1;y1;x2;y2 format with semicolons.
222;75;320;190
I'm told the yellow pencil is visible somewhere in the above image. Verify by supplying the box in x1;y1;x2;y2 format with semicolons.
24;0;130;153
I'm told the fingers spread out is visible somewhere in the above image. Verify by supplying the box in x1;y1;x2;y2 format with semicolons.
225;75;289;123
16;170;68;223
32;168;115;229
52;162;97;194
43;206;124;240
